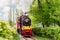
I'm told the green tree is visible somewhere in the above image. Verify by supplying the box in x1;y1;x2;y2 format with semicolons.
30;0;60;27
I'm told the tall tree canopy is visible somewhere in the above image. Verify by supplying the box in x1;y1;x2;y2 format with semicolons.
29;0;60;27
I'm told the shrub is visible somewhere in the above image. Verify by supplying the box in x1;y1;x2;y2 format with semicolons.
33;27;60;40
0;21;19;40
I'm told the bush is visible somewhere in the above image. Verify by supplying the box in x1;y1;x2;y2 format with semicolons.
33;27;60;40
0;21;19;40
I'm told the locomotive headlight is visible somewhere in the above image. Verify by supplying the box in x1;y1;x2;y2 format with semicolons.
25;19;29;22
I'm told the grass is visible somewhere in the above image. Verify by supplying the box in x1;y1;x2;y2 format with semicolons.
13;34;19;40
34;35;52;40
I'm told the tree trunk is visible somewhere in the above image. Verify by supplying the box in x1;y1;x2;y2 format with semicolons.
37;0;42;10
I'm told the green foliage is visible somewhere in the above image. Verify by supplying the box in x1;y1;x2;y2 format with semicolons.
0;21;19;40
33;27;60;40
30;0;60;27
35;36;52;40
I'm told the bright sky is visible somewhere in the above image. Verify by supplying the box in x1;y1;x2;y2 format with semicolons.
19;0;32;12
0;0;10;21
0;0;32;21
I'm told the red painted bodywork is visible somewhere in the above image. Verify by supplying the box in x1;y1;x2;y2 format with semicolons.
22;29;32;36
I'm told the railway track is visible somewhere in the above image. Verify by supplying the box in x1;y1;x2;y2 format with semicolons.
19;35;36;40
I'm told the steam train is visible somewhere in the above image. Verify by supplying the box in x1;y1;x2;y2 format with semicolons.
17;16;32;37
